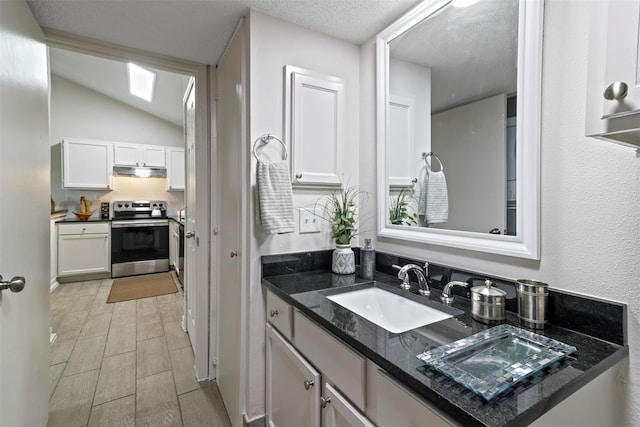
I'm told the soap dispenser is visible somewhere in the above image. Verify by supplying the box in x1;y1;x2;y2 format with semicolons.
360;238;375;280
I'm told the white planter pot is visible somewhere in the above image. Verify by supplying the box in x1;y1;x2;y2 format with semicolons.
332;244;355;275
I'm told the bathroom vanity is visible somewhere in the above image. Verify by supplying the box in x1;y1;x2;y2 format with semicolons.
262;251;628;427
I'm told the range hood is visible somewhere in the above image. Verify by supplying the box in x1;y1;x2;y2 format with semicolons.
113;166;167;178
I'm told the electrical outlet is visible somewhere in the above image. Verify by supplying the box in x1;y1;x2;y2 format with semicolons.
299;208;321;234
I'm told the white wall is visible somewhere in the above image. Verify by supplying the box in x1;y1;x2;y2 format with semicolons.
50;75;184;215
245;10;361;422
361;1;639;424
431;94;506;233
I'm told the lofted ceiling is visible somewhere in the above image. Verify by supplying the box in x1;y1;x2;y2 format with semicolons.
50;47;190;126
31;0;420;126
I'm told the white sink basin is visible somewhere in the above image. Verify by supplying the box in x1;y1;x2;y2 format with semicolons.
326;287;454;333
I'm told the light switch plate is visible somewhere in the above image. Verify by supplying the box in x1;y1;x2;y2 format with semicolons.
299;208;322;233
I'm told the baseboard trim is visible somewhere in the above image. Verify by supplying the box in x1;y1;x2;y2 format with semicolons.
243;413;265;427
50;279;59;292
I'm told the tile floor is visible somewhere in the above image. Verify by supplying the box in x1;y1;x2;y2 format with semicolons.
48;273;231;427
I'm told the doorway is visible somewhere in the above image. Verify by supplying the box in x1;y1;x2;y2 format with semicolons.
46;34;214;381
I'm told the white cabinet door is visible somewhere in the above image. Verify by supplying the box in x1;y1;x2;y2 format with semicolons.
114;143;167;167
113;143;140;166
601;0;640;119
58;232;110;277
322;383;374;427
166;147;185;190
374;368;453;427
586;0;640;147
141;145;166;167
267;324;321;427
285;65;344;188
62;139;113;189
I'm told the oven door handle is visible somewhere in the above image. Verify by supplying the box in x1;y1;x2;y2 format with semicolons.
112;221;169;228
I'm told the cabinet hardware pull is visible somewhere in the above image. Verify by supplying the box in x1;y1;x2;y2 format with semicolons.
295;173;302;179
412;178;418;183
303;379;314;390
603;81;629;100
320;396;331;408
270;309;278;318
230;251;238;258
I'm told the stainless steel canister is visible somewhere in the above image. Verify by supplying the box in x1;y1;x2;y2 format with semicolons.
471;280;506;325
516;279;549;329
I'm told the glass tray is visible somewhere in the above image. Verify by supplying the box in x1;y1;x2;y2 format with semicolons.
416;324;576;400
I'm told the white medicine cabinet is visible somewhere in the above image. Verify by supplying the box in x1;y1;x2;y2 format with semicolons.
586;0;640;148
284;65;345;188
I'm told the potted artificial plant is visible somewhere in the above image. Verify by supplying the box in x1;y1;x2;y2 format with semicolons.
320;185;362;274
389;187;418;226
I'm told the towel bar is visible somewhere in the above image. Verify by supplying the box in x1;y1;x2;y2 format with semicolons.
253;134;288;161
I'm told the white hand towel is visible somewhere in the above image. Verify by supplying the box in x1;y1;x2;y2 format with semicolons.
256;160;295;234
417;168;428;215
425;169;448;224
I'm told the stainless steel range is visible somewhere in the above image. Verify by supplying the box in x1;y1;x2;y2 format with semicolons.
111;200;169;278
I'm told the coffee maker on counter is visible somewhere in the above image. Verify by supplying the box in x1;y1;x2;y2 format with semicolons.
100;202;110;220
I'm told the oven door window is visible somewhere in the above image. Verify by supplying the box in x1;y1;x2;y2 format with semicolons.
112;225;169;264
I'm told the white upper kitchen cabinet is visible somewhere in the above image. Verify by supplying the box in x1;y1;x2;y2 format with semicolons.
114;142;166;167
586;0;640;148
62;138;113;189
166;147;185;191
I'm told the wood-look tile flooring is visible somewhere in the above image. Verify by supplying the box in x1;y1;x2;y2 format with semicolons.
48;274;231;427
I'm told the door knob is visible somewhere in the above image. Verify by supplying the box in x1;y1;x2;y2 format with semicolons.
185;231;195;239
0;275;25;293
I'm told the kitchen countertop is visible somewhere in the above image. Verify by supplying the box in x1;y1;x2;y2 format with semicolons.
262;260;628;426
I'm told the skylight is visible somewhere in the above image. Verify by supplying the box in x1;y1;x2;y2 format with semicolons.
127;63;156;102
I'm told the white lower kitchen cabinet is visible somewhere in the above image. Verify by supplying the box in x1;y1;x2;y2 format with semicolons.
266;324;321;427
57;222;110;278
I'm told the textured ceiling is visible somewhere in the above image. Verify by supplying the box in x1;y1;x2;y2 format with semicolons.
27;0;421;65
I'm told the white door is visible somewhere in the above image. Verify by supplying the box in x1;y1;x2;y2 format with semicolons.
184;79;197;344
0;2;51;425
216;28;245;425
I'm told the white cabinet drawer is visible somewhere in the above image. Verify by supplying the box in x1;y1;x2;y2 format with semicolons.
294;309;366;410
58;222;110;235
266;290;293;340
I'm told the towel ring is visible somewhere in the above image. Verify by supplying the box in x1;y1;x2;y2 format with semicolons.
252;134;287;161
422;152;444;172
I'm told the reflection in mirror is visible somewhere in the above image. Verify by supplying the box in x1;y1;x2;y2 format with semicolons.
377;0;542;259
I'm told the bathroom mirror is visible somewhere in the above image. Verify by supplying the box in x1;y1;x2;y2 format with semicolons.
376;0;543;259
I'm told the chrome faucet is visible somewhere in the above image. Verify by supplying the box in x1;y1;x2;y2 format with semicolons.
441;281;468;303
393;263;430;296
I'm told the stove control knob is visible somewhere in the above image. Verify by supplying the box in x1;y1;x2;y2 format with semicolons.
117;204;122;208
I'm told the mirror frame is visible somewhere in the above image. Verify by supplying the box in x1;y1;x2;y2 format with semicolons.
376;0;543;259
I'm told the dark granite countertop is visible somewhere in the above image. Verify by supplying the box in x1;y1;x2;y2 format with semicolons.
262;255;628;427
56;217;111;223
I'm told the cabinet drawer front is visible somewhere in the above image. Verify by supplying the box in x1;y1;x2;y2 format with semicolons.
375;369;454;427
58;222;110;235
266;290;293;340
294;310;366;410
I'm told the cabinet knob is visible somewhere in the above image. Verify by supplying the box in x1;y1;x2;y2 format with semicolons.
269;309;278;318
412;178;418;184
230;251;238;258
295;173;302;179
603;81;628;100
320;396;331;408
303;379;315;390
